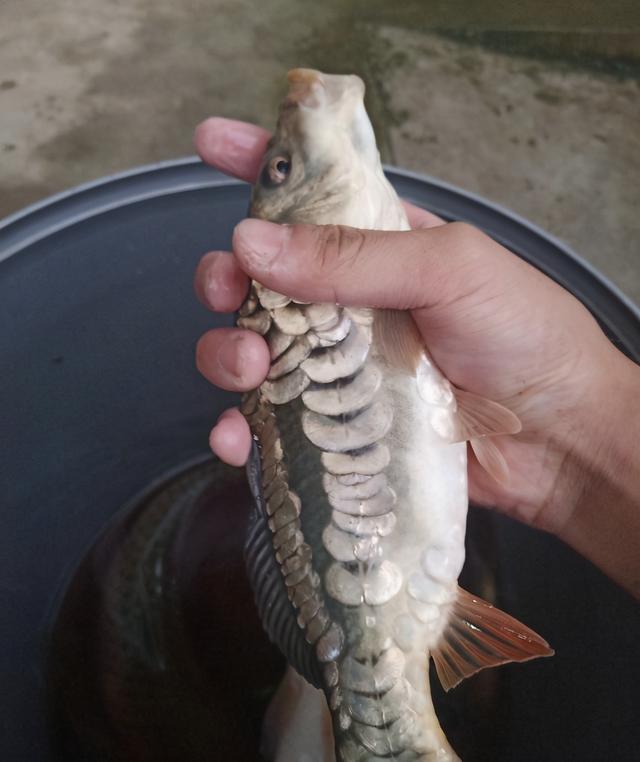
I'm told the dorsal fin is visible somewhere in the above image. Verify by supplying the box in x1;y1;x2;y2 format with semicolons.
432;586;554;691
244;443;323;689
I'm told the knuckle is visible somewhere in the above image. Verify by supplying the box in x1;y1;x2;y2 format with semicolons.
446;221;483;249
310;224;367;275
444;222;489;270
195;331;213;372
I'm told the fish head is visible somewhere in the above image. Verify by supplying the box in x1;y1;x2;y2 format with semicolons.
250;68;389;226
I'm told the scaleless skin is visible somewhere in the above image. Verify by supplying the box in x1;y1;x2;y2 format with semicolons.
240;70;548;761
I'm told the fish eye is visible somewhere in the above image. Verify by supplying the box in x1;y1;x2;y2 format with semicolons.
267;156;291;184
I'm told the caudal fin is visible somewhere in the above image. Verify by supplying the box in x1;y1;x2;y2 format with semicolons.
432;586;554;691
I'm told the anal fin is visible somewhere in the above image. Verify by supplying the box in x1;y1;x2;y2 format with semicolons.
432;586;554;692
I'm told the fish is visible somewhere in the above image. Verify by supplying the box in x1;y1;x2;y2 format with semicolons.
240;68;553;761
48;458;283;761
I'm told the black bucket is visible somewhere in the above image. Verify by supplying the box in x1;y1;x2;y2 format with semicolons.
1;159;638;761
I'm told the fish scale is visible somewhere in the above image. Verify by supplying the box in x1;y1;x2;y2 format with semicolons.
241;285;455;760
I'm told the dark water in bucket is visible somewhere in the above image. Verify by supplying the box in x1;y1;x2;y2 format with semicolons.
47;458;281;761
1;160;638;761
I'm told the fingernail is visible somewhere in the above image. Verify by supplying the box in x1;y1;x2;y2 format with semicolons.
196;118;232;174
218;334;249;380
233;219;288;270
196;118;220;151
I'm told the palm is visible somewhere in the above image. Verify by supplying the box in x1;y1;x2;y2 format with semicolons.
409;229;612;529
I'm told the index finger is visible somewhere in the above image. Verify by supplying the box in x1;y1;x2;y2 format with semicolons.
194;119;447;237
194;118;271;183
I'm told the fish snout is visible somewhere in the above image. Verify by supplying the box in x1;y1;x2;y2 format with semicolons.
286;68;365;109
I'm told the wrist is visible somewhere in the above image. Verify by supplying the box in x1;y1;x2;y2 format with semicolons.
555;350;640;597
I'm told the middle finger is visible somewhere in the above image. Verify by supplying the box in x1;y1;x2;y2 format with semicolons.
195;250;249;312
196;327;270;392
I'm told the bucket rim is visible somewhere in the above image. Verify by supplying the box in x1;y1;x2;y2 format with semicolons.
1;155;637;337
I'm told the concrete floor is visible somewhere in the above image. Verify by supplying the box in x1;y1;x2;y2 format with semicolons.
1;0;639;303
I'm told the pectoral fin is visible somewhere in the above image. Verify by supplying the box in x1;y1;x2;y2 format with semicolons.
469;436;510;484
454;388;522;439
453;388;521;484
373;309;521;484
432;586;554;692
373;308;424;372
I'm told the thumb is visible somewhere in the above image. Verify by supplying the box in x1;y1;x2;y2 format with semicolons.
232;218;491;310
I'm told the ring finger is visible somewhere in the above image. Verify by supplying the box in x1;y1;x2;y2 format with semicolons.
196;327;270;392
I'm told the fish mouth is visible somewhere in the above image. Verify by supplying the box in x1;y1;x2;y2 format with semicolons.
286;68;365;110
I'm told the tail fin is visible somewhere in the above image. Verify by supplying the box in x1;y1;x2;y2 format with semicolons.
432;586;554;691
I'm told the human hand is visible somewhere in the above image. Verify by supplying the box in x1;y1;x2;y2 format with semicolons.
194;118;640;596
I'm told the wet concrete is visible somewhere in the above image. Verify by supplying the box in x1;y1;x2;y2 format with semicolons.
1;0;639;302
